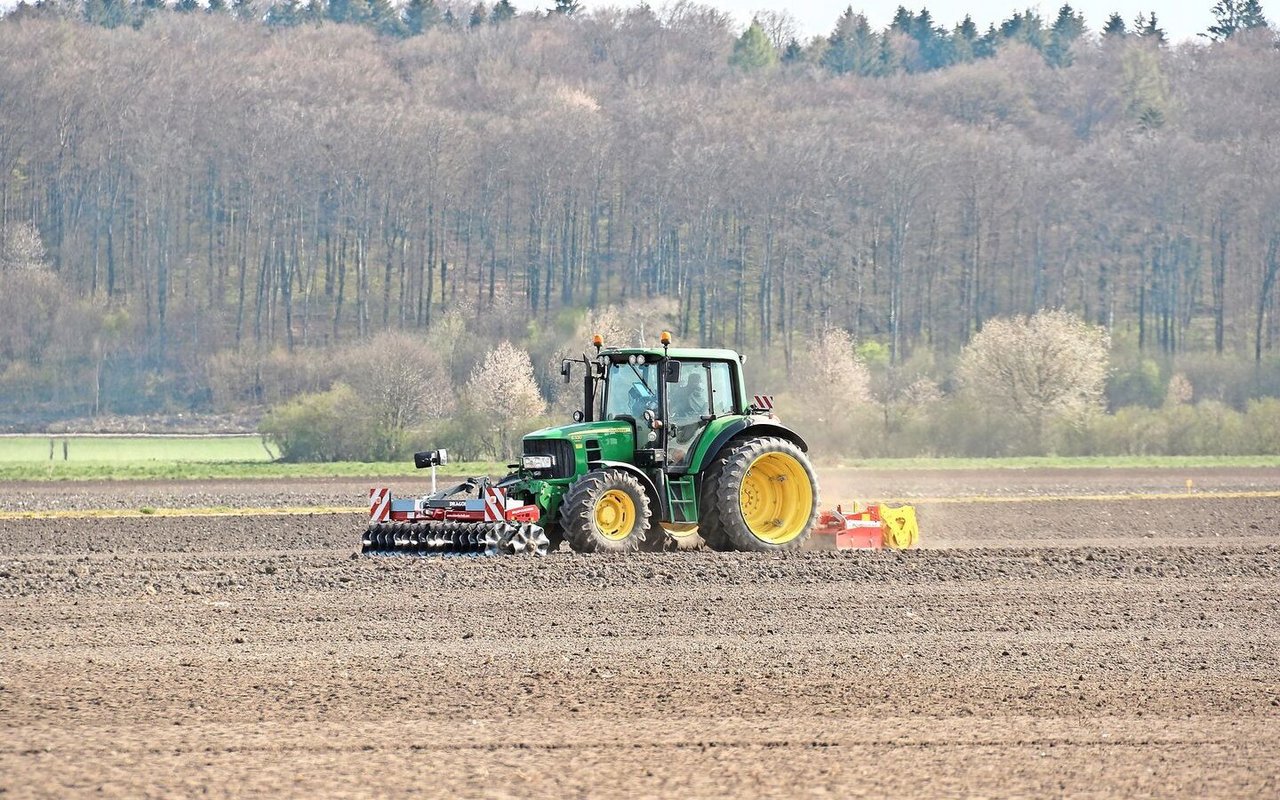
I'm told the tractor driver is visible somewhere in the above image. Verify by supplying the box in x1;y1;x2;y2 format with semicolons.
667;369;709;463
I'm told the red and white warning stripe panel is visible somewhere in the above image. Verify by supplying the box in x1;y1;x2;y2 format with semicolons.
483;486;507;521
752;394;774;410
368;487;392;522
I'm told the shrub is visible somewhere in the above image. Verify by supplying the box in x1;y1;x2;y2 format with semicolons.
259;384;372;462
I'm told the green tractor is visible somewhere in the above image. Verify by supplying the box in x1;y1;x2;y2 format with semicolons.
499;332;819;553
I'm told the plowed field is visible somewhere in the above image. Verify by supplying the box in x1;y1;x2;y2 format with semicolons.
2;467;1278;797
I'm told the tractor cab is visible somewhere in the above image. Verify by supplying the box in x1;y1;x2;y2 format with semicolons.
558;334;753;472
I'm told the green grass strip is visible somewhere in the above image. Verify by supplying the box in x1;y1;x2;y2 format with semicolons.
0;460;509;482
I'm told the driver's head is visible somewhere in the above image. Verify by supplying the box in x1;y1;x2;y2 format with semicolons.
686;370;707;402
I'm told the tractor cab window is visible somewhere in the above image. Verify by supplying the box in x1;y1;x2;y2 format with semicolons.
708;362;735;416
667;362;713;467
604;360;658;422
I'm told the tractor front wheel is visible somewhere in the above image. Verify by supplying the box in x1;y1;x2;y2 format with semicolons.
701;437;819;552
561;468;653;553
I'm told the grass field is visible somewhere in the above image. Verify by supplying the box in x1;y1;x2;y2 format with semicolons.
0;435;505;481
0;435;280;463
0;434;1275;481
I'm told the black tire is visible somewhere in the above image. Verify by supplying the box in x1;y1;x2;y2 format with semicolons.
701;436;819;552
561;468;653;553
698;451;735;551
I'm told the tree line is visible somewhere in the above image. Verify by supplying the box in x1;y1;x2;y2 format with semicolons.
9;0;1273;72
0;4;1278;430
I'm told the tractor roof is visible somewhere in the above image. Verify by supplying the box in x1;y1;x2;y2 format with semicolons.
602;346;742;362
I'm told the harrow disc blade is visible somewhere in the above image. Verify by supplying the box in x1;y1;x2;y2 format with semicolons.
481;525;504;556
507;523;550;556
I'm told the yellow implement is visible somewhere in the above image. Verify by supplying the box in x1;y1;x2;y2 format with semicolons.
878;504;920;549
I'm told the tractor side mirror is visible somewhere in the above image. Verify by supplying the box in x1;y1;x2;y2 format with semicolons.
665;360;681;383
560;360;572;384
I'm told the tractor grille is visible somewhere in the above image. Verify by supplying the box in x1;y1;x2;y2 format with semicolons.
523;438;576;479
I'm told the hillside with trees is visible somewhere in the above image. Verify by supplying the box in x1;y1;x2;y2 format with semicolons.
0;1;1278;457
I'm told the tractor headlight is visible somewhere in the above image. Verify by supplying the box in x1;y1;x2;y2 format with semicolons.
521;455;554;470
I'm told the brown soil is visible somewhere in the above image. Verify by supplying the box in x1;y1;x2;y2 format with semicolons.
1;471;1278;797
2;465;1276;512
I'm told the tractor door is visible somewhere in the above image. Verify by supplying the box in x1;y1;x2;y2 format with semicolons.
667;361;735;469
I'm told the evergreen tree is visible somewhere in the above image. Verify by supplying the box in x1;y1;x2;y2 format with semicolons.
230;0;255;21
1206;0;1269;40
490;0;515;23
1102;12;1126;37
730;18;779;71
1135;11;1166;43
265;0;301;26
1046;4;1086;67
301;0;322;22
551;0;580;14
903;7;952;70
781;37;804;64
823;6;885;76
469;2;486;27
952;14;978;62
403;0;441;34
176;0;200;12
999;10;1046;51
890;5;913;33
326;0;353;23
326;0;345;21
368;0;402;35
207;0;229;14
975;22;998;58
84;0;131;27
350;0;373;23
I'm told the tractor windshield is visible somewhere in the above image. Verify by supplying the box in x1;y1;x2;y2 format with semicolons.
604;361;659;422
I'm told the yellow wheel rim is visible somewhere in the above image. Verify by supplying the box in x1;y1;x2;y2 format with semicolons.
595;489;636;540
739;452;813;544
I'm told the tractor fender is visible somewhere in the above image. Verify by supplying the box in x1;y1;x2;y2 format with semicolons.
586;460;663;515
690;418;809;474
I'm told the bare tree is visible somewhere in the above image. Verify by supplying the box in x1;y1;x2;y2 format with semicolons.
464;340;545;458
957;310;1110;453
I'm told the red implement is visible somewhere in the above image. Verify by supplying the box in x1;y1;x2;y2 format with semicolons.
812;503;919;550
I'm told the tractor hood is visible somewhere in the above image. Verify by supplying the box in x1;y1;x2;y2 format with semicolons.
523;420;636;467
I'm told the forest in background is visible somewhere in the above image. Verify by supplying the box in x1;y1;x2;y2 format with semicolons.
0;2;1278;456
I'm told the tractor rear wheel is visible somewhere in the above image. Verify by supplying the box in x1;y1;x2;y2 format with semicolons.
561;468;653;553
701;436;818;552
